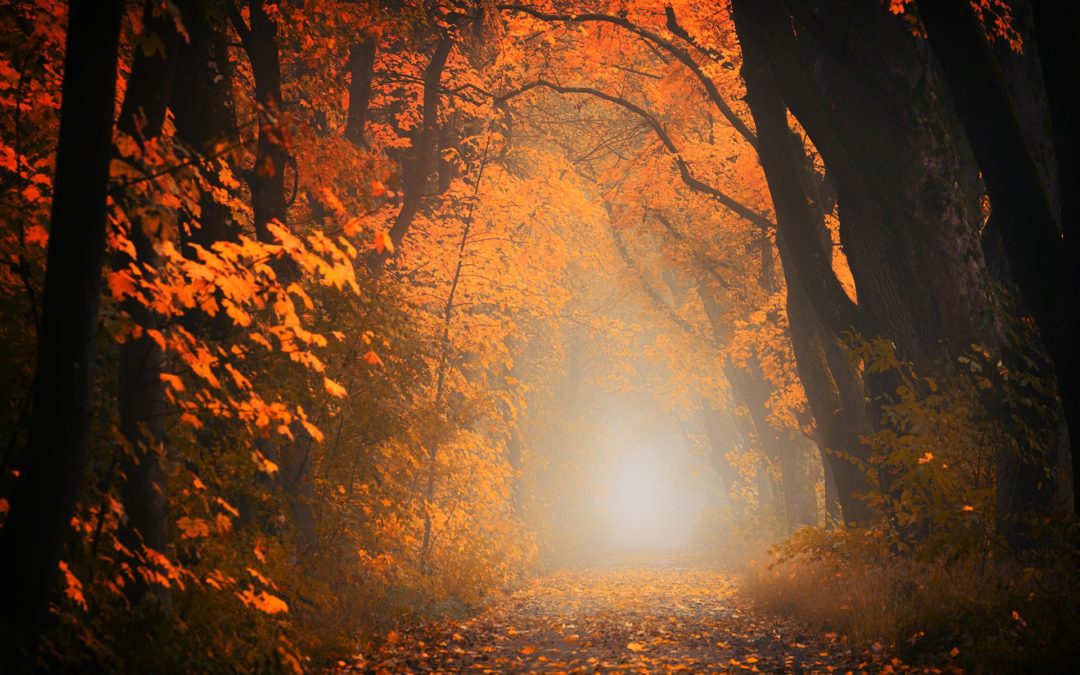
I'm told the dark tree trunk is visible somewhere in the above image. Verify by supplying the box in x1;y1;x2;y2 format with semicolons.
113;0;185;613
734;0;996;370
175;0;241;254
345;37;378;147
231;0;319;548
917;0;1078;516
736;19;876;524
246;0;289;245
0;0;125;660
383;35;453;253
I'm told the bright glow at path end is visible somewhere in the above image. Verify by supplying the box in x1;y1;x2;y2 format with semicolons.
598;447;705;550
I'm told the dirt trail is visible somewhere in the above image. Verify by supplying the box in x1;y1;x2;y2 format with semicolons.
347;558;913;673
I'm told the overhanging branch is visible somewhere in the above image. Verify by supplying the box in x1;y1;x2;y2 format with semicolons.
496;80;775;232
497;4;757;148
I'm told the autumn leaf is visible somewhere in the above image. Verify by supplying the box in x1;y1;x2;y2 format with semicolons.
58;560;87;611
362;350;383;366
160;372;185;392
107;270;137;301
373;230;394;255
252;451;279;476
626;642;646;652
324;377;347;398
177;516;211;539
520;645;537;655
237;588;288;615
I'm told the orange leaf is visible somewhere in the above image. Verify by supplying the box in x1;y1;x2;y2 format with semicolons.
362;350;383;366
160;373;185;392
373;231;394;255
107;270;137;300
324;377;347;398
238;588;288;614
58;560;87;610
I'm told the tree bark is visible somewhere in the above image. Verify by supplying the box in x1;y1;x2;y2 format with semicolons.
917;0;1078;515
736;20;876;524
383;34;453;255
0;0;125;660
345;37;378;147
113;0;185;614
735;0;996;373
231;0;290;246
175;0;241;253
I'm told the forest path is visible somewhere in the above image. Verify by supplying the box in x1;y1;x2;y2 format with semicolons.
349;556;906;673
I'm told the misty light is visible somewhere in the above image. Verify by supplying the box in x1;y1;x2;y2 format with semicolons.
598;447;705;551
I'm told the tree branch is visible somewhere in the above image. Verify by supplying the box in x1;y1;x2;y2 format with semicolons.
497;3;757;148
496;80;774;231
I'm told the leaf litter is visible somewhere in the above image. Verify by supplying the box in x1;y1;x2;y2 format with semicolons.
343;556;941;673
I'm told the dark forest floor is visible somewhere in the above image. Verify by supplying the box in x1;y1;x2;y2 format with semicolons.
343;557;935;673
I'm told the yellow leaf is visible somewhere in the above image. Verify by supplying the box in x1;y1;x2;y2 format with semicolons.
252;451;279;476
324;377;347;398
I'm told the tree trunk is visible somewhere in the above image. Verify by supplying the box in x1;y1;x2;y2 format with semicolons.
345;37;377;147
735;0;996;370
383;35;453;254
736;21;876;524
728;363;819;530
175;0;240;253
242;0;290;246
917;0;1078;517
0;0;125;660
113;0;185;614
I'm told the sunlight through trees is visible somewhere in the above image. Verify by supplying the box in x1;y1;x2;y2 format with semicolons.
0;0;1077;671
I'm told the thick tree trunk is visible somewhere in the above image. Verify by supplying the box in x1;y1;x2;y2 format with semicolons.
917;0;1078;517
174;0;242;349
113;0;184;613
0;0;124;660
736;22;876;524
735;0;996;370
